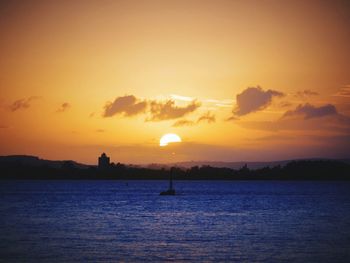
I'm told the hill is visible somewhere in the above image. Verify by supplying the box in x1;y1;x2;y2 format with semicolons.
0;155;90;169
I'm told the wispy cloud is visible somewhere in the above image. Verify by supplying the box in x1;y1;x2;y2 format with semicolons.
295;90;319;98
56;102;71;113
226;116;239;121
172;112;216;127
203;99;234;108
279;101;293;108
333;85;350;98
197;111;215;123
9;96;40;112
170;94;195;102
172;119;195;127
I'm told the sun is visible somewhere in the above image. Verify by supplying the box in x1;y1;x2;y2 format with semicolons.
160;133;182;147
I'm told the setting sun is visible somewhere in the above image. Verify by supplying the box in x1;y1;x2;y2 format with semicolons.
159;133;182;147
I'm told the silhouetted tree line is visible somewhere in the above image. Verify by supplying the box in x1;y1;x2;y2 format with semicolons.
0;159;349;180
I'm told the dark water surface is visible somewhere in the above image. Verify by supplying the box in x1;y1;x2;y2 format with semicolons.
1;180;350;262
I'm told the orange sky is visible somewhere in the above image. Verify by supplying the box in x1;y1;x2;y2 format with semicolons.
1;0;349;164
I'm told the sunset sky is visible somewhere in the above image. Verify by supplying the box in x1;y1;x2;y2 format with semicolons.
1;0;349;164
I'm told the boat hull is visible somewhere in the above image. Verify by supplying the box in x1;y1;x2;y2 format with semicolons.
160;189;176;195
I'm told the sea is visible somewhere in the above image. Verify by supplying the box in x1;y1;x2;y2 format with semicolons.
0;180;350;262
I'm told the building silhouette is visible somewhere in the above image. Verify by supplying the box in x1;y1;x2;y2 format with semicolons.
98;153;110;169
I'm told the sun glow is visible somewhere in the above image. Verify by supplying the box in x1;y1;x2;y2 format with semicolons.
159;133;182;147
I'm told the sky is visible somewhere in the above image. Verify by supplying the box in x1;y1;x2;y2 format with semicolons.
0;0;350;164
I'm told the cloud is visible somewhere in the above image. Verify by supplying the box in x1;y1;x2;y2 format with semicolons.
226;116;239;121
295;90;319;97
96;129;105;133
204;99;234;108
172;112;215;127
282;103;338;119
102;94;201;121
239;103;350;133
149;100;201;121
172;119;195;127
103;95;147;117
233;86;284;116
279;102;293;108
334;85;350;98
0;125;9;129
9;96;40;112
170;94;195;102
56;102;71;113
197;111;216;124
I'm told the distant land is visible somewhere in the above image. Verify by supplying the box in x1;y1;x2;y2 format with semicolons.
2;155;350;170
1;155;350;181
0;155;90;169
148;159;350;170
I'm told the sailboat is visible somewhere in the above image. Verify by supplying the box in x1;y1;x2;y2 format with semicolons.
160;168;176;195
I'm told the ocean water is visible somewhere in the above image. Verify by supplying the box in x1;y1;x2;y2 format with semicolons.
0;180;350;262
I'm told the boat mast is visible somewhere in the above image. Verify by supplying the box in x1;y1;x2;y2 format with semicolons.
169;167;173;190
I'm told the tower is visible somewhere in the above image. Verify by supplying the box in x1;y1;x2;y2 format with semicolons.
98;153;110;169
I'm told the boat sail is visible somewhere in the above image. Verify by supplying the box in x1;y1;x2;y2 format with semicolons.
160;167;175;195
